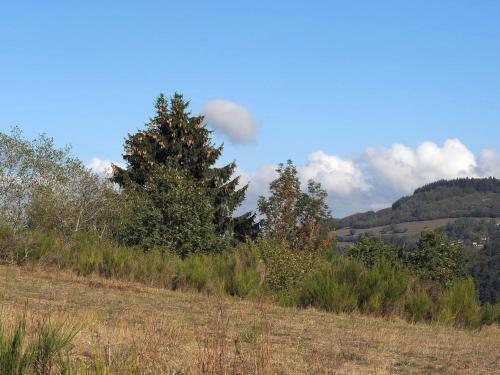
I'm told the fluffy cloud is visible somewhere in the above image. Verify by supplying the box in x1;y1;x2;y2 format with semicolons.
201;99;257;143
234;139;500;217
365;139;478;194
478;149;500;177
234;152;371;216
89;139;499;217
234;164;278;213
298;150;370;196
88;157;123;177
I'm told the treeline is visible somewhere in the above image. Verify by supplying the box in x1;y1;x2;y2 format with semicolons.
335;178;500;229
439;218;500;304
338;218;500;305
414;177;500;194
1;92;499;329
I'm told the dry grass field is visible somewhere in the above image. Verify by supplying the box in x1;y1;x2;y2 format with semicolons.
1;265;499;374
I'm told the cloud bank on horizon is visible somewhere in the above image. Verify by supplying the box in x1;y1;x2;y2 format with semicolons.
89;138;500;218
235;140;497;217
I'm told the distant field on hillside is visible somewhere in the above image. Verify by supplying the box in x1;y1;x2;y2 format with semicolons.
336;218;459;237
335;217;500;248
1;265;499;374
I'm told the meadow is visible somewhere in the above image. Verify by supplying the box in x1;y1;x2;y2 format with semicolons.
1;265;499;374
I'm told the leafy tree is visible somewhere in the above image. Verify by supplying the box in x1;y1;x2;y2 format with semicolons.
407;231;467;285
0;127;117;237
112;93;250;252
348;235;402;267
258;160;332;252
258;161;301;247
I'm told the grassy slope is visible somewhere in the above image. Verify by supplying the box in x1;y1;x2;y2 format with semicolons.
1;265;499;374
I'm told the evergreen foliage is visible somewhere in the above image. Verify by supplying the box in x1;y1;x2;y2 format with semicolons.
414;177;500;194
438;278;481;329
118;165;225;256
1;126;498;331
112;93;251;252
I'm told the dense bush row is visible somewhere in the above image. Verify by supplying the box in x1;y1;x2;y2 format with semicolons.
1;226;498;329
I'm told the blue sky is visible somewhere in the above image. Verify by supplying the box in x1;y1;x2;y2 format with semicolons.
1;1;500;216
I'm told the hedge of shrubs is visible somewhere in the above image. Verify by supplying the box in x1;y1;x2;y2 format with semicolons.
1;226;499;329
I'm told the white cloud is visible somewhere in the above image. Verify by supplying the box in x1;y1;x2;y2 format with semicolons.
478;149;500;177
237;164;278;193
364;139;478;193
201;99;257;143
88;157;123;177
89;139;499;218
298;150;370;196
234;151;371;216
234;164;278;214
235;139;500;217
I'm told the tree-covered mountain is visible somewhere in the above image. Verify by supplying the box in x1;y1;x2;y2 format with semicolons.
335;177;500;229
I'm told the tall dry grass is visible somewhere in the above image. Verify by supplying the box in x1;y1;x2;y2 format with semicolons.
1;266;499;374
196;299;272;375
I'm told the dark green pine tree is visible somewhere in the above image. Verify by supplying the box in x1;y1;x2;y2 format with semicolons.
112;92;248;237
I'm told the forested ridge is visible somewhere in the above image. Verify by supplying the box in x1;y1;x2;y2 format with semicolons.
335;177;500;230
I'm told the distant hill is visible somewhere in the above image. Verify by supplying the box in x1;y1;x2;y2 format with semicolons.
334;177;500;229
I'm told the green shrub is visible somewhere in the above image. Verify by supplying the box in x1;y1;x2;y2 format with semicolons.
99;244;134;278
0;312;32;375
2;228;493;330
0;224;21;265
480;302;500;325
438;278;481;329
169;253;224;293
259;239;317;294
356;258;408;315
132;248;170;285
184;254;214;292
224;241;262;298
0;312;79;375
348;235;401;267
0;226;62;266
296;257;409;316
407;231;467;285
31;318;80;375
297;262;357;313
404;292;432;323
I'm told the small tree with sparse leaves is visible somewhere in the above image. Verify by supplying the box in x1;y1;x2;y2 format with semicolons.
258;160;332;252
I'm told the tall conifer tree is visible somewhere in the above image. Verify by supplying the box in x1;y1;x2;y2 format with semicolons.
113;93;248;241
